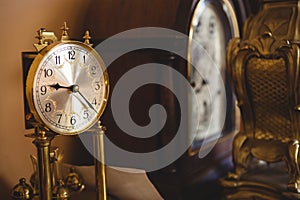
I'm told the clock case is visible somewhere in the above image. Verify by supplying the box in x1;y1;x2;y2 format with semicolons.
25;41;108;135
22;41;109;135
22;51;38;129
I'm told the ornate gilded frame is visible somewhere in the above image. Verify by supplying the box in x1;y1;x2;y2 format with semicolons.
227;30;300;192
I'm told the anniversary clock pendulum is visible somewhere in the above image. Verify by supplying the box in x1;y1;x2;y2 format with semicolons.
12;22;109;200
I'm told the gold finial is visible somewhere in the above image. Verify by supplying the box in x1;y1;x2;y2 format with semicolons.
34;28;47;52
11;178;33;200
34;28;58;52
61;22;69;41
83;30;93;46
36;28;46;45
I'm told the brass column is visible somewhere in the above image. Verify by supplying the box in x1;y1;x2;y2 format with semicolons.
93;121;107;200
28;127;54;200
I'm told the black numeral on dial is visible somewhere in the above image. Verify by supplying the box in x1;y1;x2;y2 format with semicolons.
70;116;76;125
40;85;47;95
92;98;97;106
90;66;98;76
68;50;75;60
44;68;53;78
57;113;63;123
45;103;52;112
83;110;89;119
94;81;100;90
55;56;61;65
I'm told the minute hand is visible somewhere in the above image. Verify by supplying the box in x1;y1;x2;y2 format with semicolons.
77;90;98;114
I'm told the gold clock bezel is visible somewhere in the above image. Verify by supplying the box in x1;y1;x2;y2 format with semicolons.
26;40;109;135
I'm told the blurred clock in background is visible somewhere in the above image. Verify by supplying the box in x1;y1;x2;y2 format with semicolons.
187;0;239;155
188;1;227;150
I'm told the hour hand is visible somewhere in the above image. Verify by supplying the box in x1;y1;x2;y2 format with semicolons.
49;83;73;91
49;83;97;113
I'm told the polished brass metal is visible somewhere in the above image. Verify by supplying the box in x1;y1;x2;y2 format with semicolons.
222;0;300;198
50;147;64;189
29;155;38;195
65;167;85;192
60;22;69;41
52;179;70;200
30;147;65;197
26;25;109;135
83;30;93;46
11;178;33;200
34;28;58;52
26;127;55;200
18;23;109;200
93;121;107;200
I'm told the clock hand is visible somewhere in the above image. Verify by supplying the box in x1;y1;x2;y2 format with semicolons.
77;90;98;114
49;83;73;91
70;85;98;114
49;83;97;113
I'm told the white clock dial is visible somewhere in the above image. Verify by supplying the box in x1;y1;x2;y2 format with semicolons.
189;2;226;142
26;41;109;135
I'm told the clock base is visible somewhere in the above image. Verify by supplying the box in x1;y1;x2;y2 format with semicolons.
22;52;37;129
221;162;300;200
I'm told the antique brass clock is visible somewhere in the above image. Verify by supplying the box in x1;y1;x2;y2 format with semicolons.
187;0;239;155
19;23;109;200
26;25;109;135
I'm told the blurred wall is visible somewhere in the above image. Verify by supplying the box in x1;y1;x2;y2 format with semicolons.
0;0;91;198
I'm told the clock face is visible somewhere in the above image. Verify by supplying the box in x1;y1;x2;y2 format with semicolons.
26;41;109;135
188;0;239;154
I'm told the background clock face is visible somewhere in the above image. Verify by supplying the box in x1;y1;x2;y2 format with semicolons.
28;42;108;135
188;0;237;150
